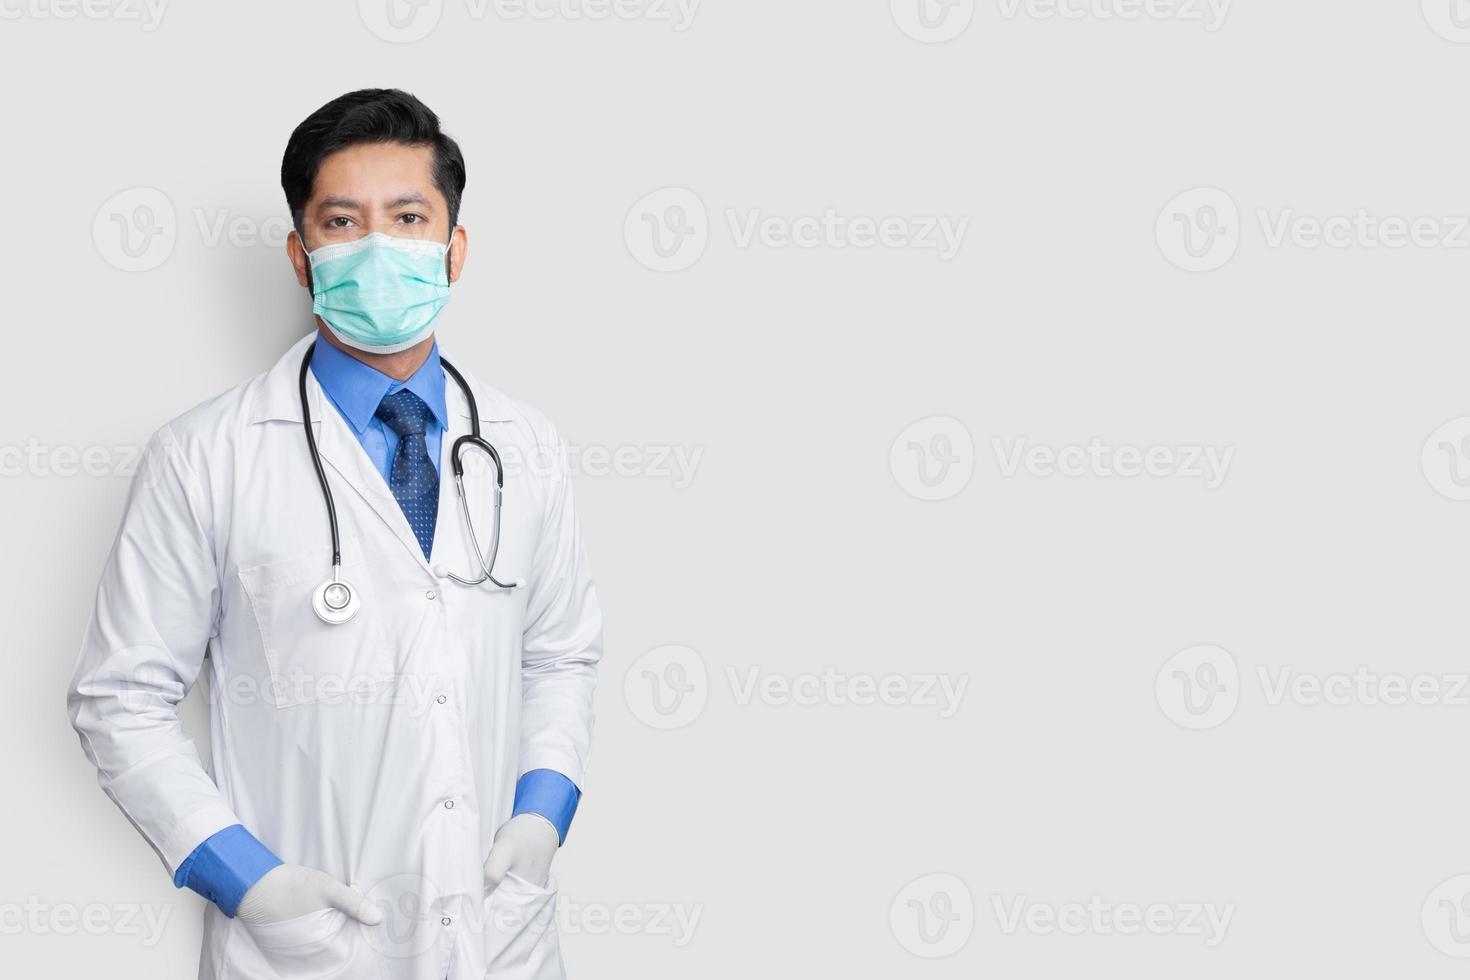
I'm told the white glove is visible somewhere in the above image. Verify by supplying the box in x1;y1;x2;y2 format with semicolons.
236;864;384;926
483;814;560;891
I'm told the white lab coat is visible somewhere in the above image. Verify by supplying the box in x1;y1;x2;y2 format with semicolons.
68;333;601;980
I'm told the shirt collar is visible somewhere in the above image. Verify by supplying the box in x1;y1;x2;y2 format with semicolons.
309;334;448;435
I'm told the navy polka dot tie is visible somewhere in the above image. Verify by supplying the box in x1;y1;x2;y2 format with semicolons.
375;389;439;560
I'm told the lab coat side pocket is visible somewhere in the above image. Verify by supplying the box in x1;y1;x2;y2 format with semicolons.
483;873;565;980
229;908;355;980
237;548;392;709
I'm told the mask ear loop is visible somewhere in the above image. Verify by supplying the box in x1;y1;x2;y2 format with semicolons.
443;225;455;287
300;231;316;296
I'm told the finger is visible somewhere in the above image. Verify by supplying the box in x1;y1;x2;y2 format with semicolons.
321;879;383;926
483;849;509;891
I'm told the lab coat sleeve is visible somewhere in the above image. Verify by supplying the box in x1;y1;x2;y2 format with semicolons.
67;422;243;877
518;423;602;789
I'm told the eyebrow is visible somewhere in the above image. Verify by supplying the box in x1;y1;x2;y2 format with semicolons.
387;193;432;210
316;196;363;213
314;193;433;213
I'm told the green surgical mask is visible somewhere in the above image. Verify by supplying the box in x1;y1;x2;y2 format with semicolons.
305;232;451;354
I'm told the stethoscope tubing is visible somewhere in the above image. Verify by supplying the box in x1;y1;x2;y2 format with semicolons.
299;347;343;568
299;343;518;615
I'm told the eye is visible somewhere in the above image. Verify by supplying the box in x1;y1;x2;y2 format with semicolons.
399;213;426;225
326;216;355;229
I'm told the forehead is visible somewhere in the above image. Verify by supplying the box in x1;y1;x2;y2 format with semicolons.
309;142;441;206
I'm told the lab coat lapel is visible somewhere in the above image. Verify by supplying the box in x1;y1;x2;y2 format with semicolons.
308;375;434;572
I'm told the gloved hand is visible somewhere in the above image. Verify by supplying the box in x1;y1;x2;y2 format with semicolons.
483;814;559;891
236;864;384;926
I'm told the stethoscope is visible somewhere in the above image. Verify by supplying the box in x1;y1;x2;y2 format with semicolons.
298;345;522;625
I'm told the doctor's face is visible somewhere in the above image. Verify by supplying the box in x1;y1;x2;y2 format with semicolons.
288;141;467;286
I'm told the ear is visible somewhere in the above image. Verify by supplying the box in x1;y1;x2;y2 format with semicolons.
288;230;311;289
447;225;468;284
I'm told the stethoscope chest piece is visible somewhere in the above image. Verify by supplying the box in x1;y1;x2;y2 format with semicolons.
312;576;361;625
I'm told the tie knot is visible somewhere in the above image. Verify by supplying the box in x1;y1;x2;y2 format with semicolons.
375;389;433;438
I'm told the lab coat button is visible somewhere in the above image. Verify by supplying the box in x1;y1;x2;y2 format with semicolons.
425;589;437;601
436;694;447;704
444;799;455;809
441;916;452;927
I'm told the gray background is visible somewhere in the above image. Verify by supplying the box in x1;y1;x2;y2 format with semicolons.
5;0;1470;975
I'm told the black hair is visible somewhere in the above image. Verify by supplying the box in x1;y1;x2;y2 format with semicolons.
281;88;466;235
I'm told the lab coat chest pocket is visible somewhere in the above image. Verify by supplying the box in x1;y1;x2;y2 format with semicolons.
485;470;541;587
238;548;393;708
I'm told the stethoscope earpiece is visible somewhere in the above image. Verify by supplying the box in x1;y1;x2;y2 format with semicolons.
312;576;361;625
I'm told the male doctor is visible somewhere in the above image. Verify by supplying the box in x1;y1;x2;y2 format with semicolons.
67;89;602;979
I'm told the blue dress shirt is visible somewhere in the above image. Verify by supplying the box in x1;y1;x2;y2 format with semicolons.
309;333;448;481
175;334;582;915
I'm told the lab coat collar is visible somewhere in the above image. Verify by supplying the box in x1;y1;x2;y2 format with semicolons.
246;332;518;572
